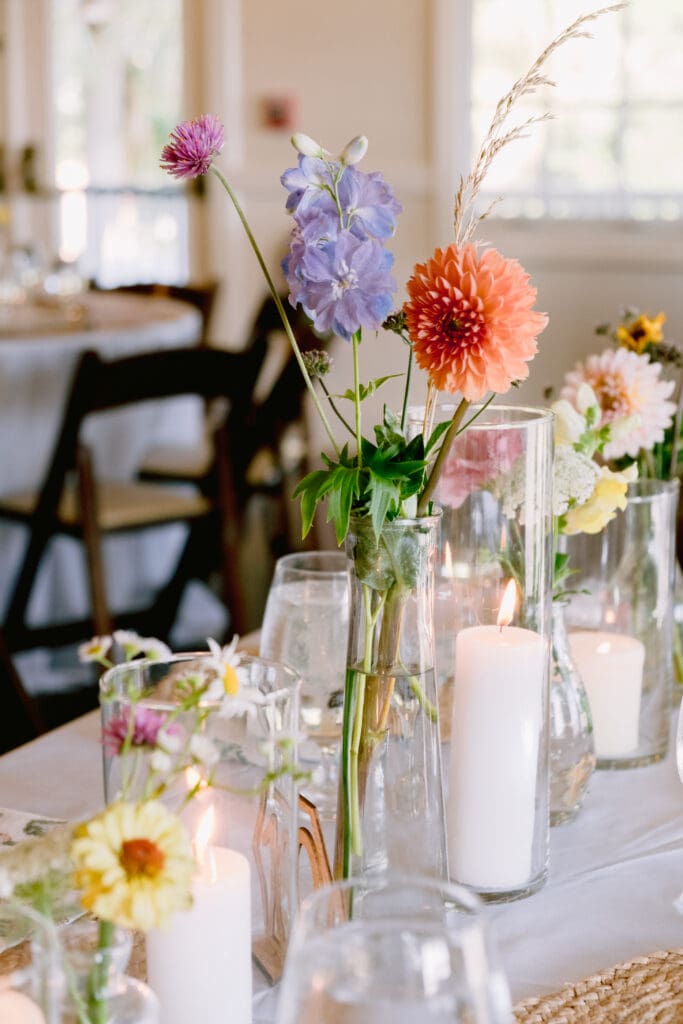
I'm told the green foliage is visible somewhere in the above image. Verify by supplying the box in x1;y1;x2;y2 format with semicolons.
293;409;429;543
334;374;402;404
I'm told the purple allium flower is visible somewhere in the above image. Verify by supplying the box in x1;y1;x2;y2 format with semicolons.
102;706;175;756
160;114;224;180
338;168;402;240
290;230;395;340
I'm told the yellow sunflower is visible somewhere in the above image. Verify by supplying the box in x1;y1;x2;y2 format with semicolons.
616;312;666;354
71;801;194;931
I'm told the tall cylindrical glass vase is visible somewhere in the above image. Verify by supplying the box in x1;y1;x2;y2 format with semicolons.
412;405;554;902
334;513;447;883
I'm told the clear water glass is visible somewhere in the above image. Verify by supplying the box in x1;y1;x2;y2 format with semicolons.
275;875;513;1024
260;551;350;815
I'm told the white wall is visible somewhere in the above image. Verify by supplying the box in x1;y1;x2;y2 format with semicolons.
186;0;683;447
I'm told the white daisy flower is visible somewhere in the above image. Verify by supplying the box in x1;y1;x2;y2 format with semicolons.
78;636;113;663
156;728;183;755
204;636;247;701
136;636;173;661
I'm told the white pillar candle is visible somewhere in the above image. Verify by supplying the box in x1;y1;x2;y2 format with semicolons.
448;585;546;892
568;631;645;759
147;809;252;1024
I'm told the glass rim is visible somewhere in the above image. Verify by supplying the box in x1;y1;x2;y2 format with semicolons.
273;550;350;578
407;402;553;429
99;651;301;709
348;508;443;528
625;477;680;504
296;871;484;926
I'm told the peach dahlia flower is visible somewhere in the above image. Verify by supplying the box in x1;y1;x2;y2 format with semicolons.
403;244;548;402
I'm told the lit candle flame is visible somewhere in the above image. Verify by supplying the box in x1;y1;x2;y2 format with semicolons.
194;806;215;868
497;579;518;629
443;542;454;578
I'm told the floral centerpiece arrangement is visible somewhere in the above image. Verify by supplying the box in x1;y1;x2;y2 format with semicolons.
0;631;296;1022
560;308;683;691
561;309;679;479
160;4;620;878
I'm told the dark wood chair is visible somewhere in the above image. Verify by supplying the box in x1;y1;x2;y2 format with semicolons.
0;344;262;655
0;626;46;753
137;295;327;553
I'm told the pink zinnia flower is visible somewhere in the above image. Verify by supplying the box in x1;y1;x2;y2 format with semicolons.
435;426;524;509
103;706;171;756
160;114;224;180
404;244;548;402
561;347;676;460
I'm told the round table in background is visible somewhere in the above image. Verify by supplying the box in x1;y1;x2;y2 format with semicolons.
0;291;205;656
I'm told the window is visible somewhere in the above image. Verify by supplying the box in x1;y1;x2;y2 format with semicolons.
470;0;683;220
51;0;188;283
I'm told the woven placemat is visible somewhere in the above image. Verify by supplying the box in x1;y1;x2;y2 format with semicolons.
514;950;683;1023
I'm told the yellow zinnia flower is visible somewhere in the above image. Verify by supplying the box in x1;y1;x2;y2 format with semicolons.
563;465;636;536
71;801;194;931
616;313;666;354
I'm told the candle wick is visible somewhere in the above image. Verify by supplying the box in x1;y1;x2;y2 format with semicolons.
499;624;503;634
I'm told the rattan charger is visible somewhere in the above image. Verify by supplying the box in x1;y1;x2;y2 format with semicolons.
514;950;683;1023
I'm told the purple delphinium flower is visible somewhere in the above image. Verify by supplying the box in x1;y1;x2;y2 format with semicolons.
102;706;176;756
160;114;224;180
281;156;339;217
338;167;402;240
281;147;400;337
292;230;395;339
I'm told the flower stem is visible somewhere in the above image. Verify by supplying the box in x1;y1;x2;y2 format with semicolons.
87;919;115;1024
209;166;340;458
351;330;363;467
417;398;470;515
400;337;414;432
320;378;356;436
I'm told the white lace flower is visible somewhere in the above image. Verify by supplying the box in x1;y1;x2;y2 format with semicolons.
150;749;172;775
156;728;183;755
553;445;600;517
189;735;221;768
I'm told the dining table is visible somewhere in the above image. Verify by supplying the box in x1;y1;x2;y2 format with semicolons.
0;707;681;1018
0;290;204;656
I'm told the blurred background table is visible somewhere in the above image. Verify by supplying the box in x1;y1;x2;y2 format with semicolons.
0;291;207;664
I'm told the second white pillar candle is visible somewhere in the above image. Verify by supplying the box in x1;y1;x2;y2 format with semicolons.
448;624;546;892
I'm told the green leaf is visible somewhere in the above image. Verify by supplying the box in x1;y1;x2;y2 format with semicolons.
326;465;360;544
292;469;333;537
366;471;401;537
425;419;451;454
333;374;402;404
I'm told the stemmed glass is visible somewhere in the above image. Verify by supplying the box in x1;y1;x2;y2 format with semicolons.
260;551;350;816
275;875;513;1024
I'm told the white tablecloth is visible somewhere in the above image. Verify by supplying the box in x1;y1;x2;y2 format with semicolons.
0;292;203;634
0;711;681;1009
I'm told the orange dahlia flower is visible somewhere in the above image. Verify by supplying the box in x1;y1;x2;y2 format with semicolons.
403;244;548;401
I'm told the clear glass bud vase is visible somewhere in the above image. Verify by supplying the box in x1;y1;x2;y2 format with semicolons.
549;602;596;825
334;513;447;882
28;921;159;1024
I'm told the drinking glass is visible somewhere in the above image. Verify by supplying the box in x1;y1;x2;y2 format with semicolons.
275;875;513;1024
260;551;350;815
